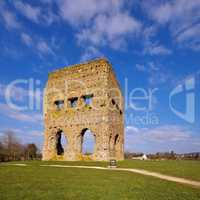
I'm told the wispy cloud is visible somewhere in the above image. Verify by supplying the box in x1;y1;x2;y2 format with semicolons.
14;1;41;24
0;127;43;149
0;103;42;124
143;0;200;51
0;82;29;102
0;128;43;138
144;43;172;56
21;32;33;46
142;26;172;56
20;32;55;57
126;126;139;133
80;46;103;62
135;61;171;86
29;130;43;136
58;0;141;50
0;81;43;114
0;2;21;29
37;39;55;56
14;1;57;25
176;24;200;51
125;125;200;153
77;13;141;49
135;64;146;72
57;0;123;25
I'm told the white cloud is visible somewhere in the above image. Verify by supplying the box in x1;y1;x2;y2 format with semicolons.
125;125;200;153
77;13;140;49
0;128;23;135
37;40;55;56
142;26;172;56
30;130;43;136
40;0;53;4
148;62;159;71
14;1;57;25
144;44;172;56
21;33;33;46
0;3;21;29
14;1;41;24
0;128;43;139
126;126;139;133
143;125;191;142
0;127;43;149
58;0;141;49
135;61;171;86
77;12;141;49
80;46;103;62
0;81;43;113
135;64;146;72
100;13;140;41
135;62;159;73
147;3;172;25
20;32;55;57
176;24;200;51
0;82;28;102
144;0;200;28
143;0;200;51
148;70;170;86
58;0;122;25
9;112;42;123
0;103;42;124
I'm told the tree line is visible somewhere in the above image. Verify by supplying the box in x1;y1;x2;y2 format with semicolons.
0;130;41;162
125;151;200;160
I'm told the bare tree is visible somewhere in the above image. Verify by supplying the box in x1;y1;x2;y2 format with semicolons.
2;130;24;161
0;141;4;161
25;143;38;160
0;130;40;162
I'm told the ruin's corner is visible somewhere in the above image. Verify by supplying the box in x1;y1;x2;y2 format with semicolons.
42;58;124;161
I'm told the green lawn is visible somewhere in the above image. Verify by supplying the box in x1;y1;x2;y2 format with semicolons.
14;159;200;181
0;164;200;200
118;160;200;181
9;160;200;181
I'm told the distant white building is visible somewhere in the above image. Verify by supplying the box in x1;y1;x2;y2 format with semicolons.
142;154;148;160
132;154;148;160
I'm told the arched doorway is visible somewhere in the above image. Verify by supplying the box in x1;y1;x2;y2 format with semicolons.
56;130;67;156
114;134;121;158
114;134;119;148
81;128;95;155
109;134;119;158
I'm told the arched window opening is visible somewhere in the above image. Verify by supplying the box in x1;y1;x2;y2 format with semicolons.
54;100;64;110
116;104;119;110
56;131;67;155
81;129;95;155
68;97;78;108
83;94;93;106
111;99;116;105
114;134;119;146
113;134;119;156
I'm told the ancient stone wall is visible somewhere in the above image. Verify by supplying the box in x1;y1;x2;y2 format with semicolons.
42;58;124;161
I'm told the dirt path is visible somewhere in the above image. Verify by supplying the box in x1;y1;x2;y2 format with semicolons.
40;164;200;188
4;163;200;188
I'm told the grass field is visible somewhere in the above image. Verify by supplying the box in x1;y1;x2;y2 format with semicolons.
14;159;200;181
0;160;200;200
118;160;200;181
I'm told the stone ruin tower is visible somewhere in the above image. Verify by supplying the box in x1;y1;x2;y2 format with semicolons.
42;58;124;161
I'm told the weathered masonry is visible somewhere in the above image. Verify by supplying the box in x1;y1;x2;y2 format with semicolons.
42;58;124;161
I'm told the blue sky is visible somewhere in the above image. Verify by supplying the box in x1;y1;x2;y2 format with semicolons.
0;0;200;153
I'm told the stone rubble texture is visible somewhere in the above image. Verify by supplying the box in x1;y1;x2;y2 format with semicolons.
42;58;124;161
